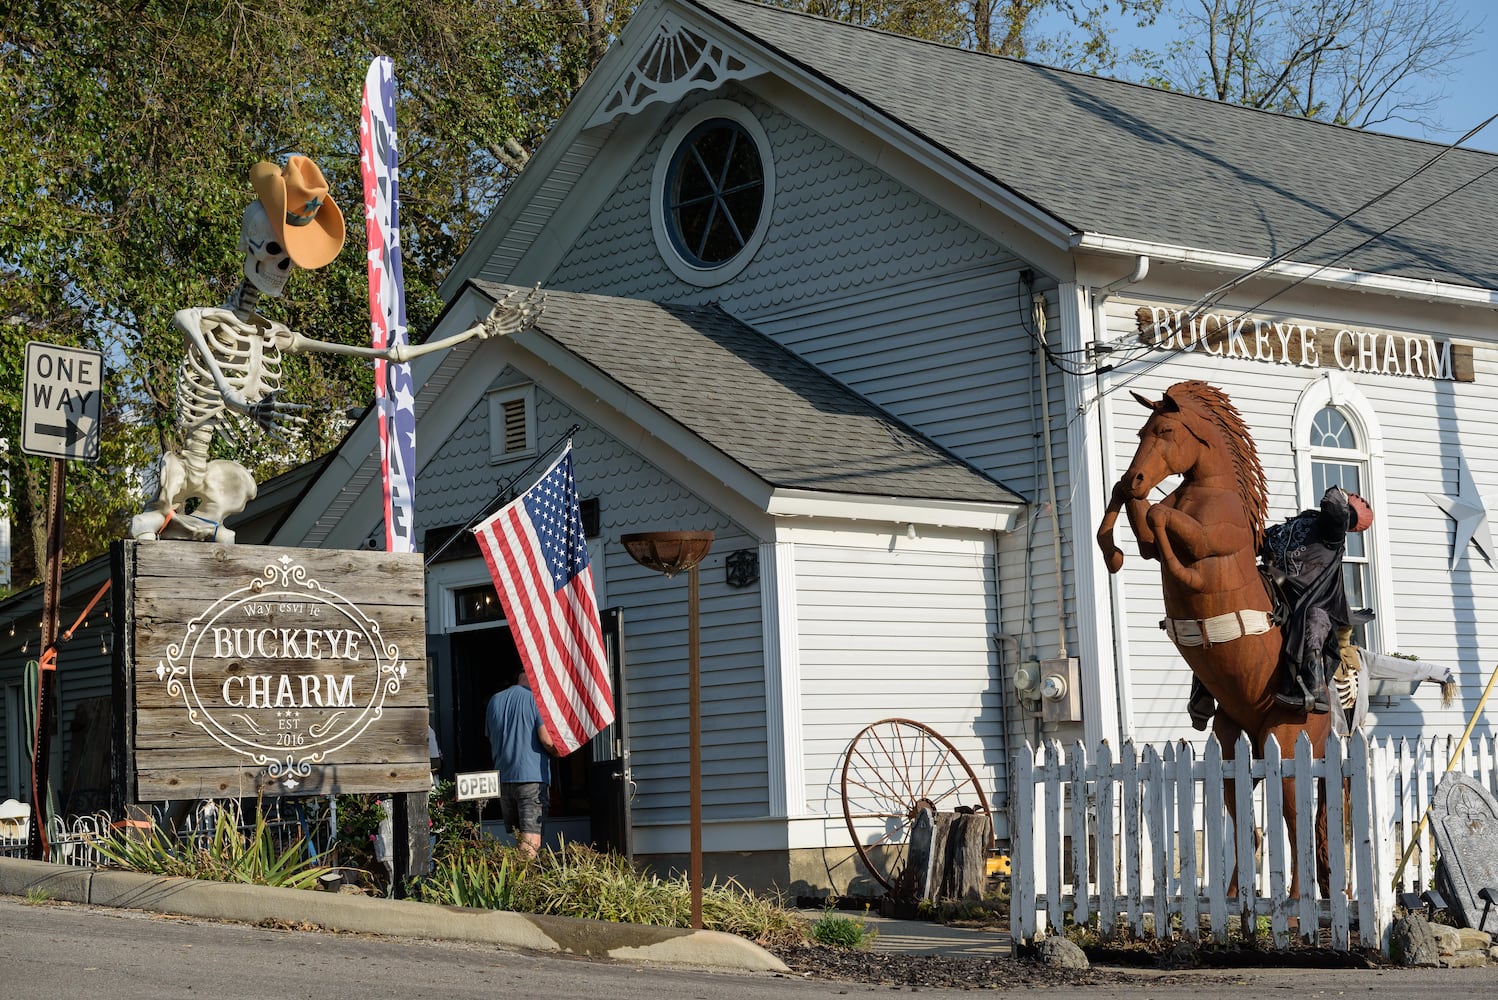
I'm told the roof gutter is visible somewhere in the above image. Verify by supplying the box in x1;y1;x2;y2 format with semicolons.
766;489;1023;533
1073;232;1498;308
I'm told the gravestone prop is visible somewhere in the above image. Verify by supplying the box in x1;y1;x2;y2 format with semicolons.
1429;772;1498;931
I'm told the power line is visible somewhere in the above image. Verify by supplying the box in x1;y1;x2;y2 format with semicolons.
1088;113;1498;402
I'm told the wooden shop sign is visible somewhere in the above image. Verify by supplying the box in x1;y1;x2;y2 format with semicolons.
115;541;431;801
1135;306;1474;382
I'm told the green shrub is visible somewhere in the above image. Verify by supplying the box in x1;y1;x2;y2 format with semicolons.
808;904;876;949
427;780;482;847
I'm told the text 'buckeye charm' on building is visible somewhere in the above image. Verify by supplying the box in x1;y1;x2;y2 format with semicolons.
1135;306;1475;382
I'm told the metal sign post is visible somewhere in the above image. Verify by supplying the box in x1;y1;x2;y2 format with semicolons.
27;458;65;861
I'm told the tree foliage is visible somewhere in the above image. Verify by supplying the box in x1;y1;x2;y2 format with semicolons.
776;0;1164;67
0;0;633;589
1138;0;1477;129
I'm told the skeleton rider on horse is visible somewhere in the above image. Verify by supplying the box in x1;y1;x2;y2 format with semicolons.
1188;485;1374;729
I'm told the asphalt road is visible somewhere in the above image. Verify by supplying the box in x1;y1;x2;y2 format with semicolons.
2;896;1497;999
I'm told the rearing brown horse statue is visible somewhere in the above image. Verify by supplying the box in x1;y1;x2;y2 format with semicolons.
1096;380;1330;896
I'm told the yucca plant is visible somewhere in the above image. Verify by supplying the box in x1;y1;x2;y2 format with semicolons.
418;837;528;909
511;843;803;943
96;803;332;890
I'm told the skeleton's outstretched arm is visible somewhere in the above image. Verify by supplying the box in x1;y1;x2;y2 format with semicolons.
285;287;545;364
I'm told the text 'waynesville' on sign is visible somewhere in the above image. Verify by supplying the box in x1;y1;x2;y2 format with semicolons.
22;340;104;461
115;541;431;801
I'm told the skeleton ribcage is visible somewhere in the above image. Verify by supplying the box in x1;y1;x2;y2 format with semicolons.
175;319;285;450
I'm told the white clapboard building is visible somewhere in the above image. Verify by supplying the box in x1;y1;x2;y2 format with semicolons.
6;0;1496;894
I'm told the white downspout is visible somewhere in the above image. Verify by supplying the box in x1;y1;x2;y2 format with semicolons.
1033;293;1068;660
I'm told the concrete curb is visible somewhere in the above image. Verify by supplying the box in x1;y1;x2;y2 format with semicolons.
0;857;787;973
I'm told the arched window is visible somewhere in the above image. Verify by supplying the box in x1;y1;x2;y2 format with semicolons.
1292;373;1392;653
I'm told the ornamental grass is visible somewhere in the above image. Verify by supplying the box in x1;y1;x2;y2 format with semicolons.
418;838;803;945
95;804;331;891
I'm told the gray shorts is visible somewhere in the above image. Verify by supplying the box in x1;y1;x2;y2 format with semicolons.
499;782;547;836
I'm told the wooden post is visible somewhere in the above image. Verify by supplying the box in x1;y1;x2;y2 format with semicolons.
907;806;937;900
391;790;431;897
940;812;990;901
28;458;65;861
687;561;702;930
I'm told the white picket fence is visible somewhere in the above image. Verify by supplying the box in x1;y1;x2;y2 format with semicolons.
1387;734;1498;894
1011;731;1397;951
1011;731;1498;953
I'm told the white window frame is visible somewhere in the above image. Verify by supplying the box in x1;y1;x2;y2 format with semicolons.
651;99;775;287
487;383;536;464
1291;372;1396;654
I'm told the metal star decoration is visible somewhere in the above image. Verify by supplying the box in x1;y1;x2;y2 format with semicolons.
1427;453;1495;569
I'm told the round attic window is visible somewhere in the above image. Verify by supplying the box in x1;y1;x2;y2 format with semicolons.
652;101;774;286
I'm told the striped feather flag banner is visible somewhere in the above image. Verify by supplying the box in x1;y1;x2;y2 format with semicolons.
360;55;416;553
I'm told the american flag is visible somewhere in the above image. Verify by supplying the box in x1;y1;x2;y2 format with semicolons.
472;445;614;755
360;56;416;553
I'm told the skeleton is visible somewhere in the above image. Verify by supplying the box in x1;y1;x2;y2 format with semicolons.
130;198;543;543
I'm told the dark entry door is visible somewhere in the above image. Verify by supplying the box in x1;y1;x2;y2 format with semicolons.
587;607;631;857
449;628;523;775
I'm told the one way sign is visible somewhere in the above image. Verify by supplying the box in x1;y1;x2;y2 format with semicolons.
22;341;104;462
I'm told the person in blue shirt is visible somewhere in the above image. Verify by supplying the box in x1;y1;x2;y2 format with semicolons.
484;669;556;854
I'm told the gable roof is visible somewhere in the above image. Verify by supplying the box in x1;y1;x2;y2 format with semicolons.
471;280;1023;507
689;0;1498;292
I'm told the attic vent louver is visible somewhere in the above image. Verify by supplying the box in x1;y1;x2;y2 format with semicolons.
488;383;536;462
502;397;527;453
587;15;763;128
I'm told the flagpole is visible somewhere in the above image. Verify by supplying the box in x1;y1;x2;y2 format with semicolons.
424;424;580;566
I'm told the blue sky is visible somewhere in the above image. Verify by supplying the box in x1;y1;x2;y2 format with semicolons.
1355;0;1497;152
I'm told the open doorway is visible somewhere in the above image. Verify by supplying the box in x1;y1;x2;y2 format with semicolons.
448;625;612;850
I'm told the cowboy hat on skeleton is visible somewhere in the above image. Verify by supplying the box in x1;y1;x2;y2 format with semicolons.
248;155;345;270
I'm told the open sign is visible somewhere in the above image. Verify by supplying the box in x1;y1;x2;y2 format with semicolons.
455;770;500;801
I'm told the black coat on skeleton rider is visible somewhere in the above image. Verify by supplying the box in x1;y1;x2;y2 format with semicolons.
1261;486;1366;687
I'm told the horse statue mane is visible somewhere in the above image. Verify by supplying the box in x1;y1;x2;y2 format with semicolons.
1163;380;1269;550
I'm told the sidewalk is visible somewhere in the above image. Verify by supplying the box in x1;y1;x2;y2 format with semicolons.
796;907;1012;958
867;913;1012;957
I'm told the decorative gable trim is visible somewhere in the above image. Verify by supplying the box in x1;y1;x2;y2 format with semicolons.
587;14;763;128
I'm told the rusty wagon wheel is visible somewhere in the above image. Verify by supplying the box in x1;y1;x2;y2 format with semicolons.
839;717;992;895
